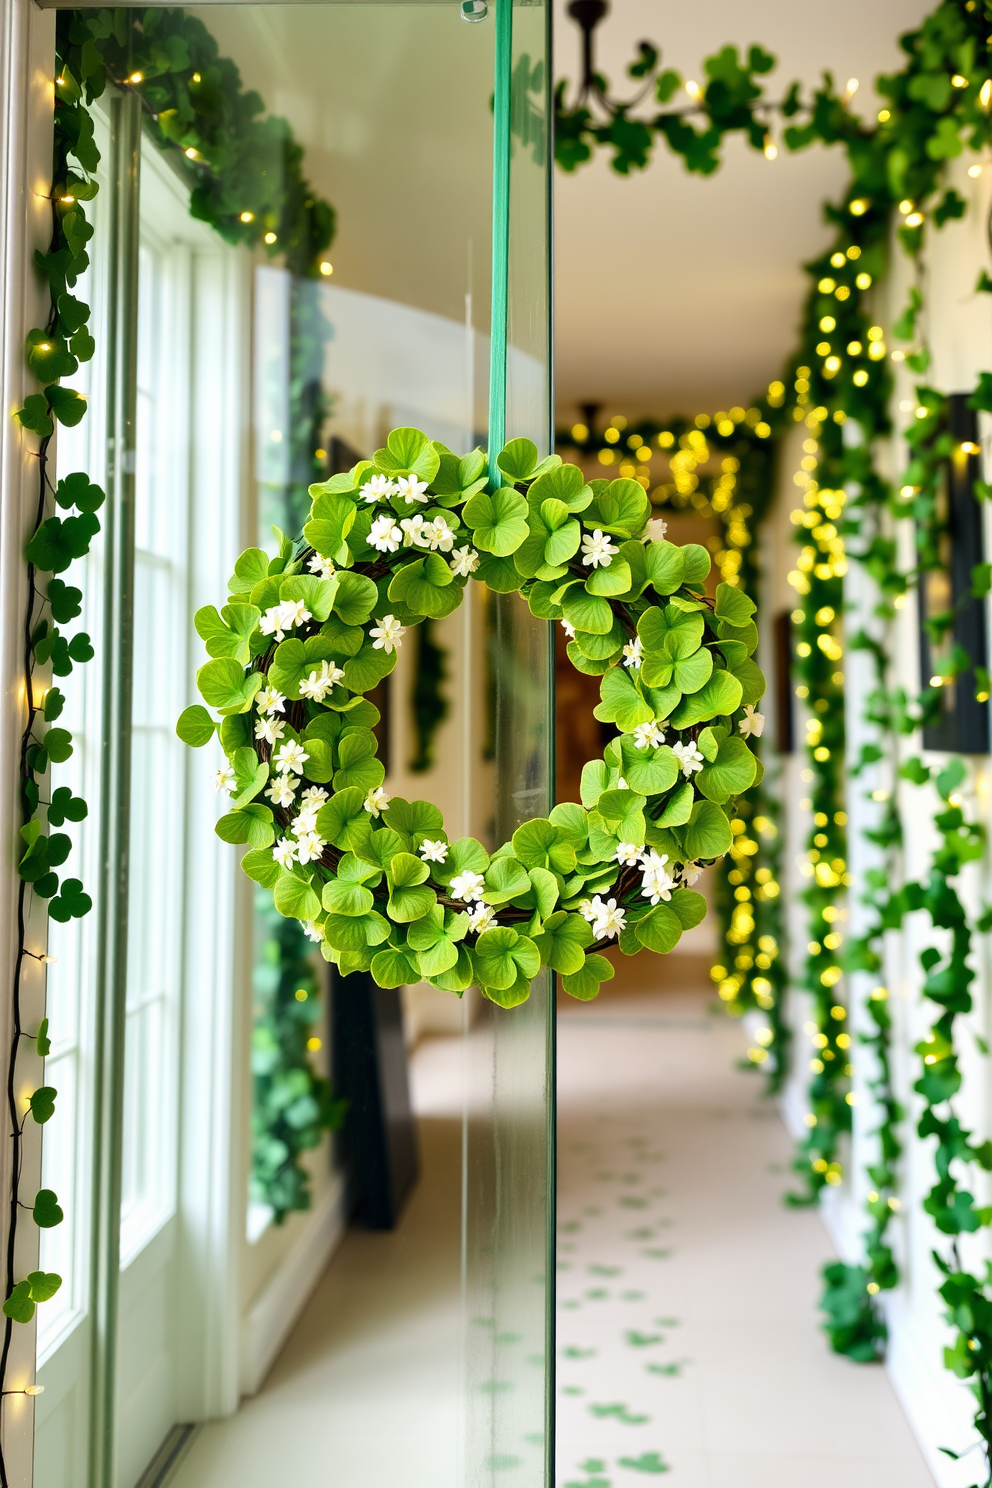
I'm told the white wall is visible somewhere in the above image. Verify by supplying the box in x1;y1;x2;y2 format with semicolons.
764;155;992;1487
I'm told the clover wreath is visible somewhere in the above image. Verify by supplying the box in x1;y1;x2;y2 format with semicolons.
177;427;766;1006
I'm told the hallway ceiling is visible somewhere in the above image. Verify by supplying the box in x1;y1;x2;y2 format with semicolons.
553;0;934;424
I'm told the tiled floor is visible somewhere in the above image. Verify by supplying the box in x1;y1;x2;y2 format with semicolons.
554;959;935;1487
170;961;934;1487
170;1087;464;1488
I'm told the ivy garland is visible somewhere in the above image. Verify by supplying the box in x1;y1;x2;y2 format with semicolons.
0;45;104;1427
178;429;767;1003
558;2;992;1463
60;7;335;275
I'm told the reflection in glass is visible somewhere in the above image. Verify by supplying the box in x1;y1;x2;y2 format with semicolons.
35;4;553;1486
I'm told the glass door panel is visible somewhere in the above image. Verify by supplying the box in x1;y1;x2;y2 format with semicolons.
465;5;555;1484
34;4;553;1485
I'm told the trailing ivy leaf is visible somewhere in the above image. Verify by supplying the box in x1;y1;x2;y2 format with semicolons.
370;946;422;988
28;1086;57;1123
273;873;322;922
696;735;756;804
389;554;460;617
227;547;270;597
463;486;529;556
636;903;683;954
532;910;593;974
28;1270;63;1303
714;581;756;627
45;578;82;624
25;512;100;573
25;330;77;382
3;1282;36;1324
680;800;732;861
43;687;66;722
47;786;86;826
54;470;104;513
175;704;216;748
560;953;615;1001
215;803;275;850
32;1189;63;1228
386;852;437;922
373;426;441;483
594;667;653;730
35;1018;51;1058
48;878;91;922
670;670;742;728
495;437;559;483
47;386;87;427
196;658;262;715
15;394;54;438
44;728;73;764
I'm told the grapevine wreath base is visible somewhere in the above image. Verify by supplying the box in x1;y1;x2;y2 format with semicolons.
178;428;766;1006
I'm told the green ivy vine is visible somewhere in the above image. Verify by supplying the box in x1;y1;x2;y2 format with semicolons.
557;1;992;1465
0;39;104;1450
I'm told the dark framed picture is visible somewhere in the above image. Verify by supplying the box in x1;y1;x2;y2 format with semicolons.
918;393;989;755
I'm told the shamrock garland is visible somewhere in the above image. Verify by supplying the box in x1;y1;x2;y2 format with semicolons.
178;428;767;1003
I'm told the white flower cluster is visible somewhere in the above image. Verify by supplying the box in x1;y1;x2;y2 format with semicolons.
368;512;458;554
579;895;626;939
370;614;406;653
272;783;327;869
307;553;335;581
447;868;496;933
361;473;430;505
623;637;642;669
613;841;704;904
259;597;312;643
581;528;619;569
299;659;344;703
672;740;704;776
739;704;764;739
632;719;665;750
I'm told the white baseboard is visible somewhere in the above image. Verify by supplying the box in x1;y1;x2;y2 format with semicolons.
239;1171;347;1397
884;1296;977;1488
